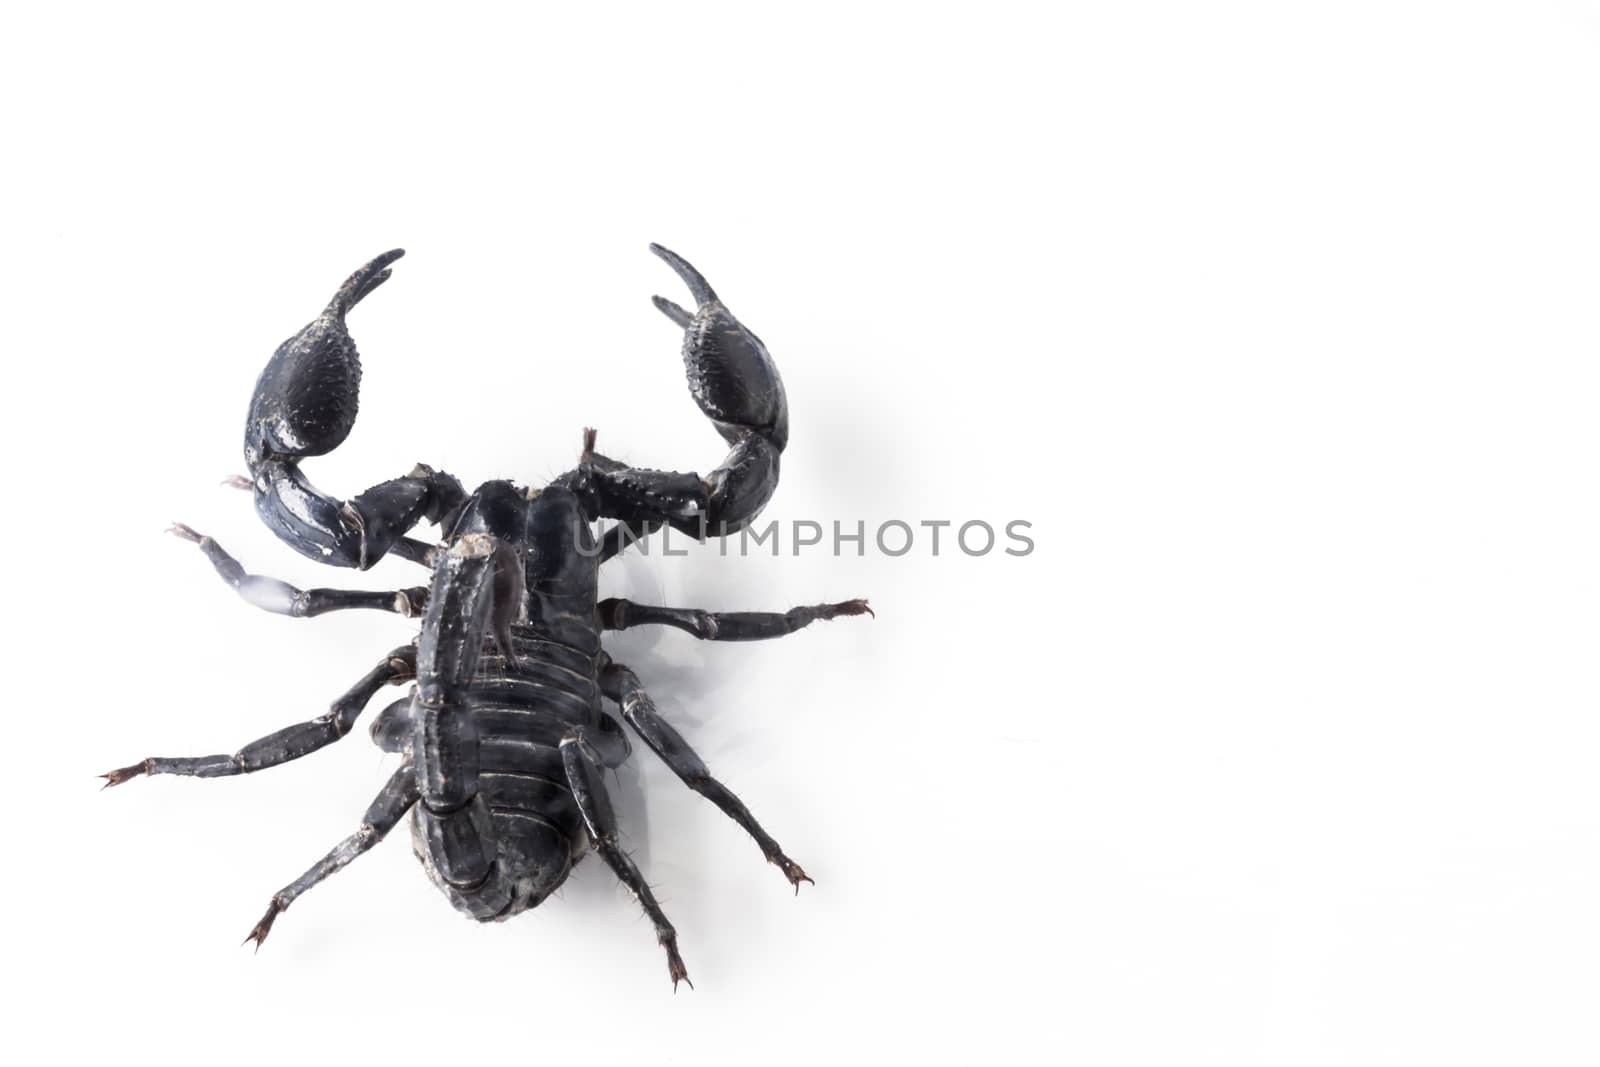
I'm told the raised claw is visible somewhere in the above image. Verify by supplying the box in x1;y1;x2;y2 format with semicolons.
238;251;465;570
648;245;789;533
244;249;403;470
650;244;788;452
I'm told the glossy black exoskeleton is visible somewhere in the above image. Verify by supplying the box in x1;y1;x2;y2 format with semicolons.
103;246;871;988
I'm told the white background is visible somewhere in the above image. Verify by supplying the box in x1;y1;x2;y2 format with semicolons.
5;2;1600;1064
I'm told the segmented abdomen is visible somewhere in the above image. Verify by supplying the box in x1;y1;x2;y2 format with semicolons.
410;623;610;920
471;625;604;848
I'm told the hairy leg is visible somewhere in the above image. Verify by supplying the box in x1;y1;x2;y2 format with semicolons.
243;764;421;948
561;730;690;989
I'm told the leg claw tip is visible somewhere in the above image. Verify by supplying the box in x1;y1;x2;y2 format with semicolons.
777;857;814;892
826;598;873;619
99;761;148;789
242;900;283;952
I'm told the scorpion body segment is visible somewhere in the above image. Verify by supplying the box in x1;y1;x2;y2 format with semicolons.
104;246;870;987
403;481;617;921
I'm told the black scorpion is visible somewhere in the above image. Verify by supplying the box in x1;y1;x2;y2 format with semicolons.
102;246;870;987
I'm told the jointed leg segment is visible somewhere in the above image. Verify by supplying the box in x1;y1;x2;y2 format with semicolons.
100;646;416;787
168;523;428;618
243;764;421;948
601;662;813;891
599;597;871;641
561;731;690;989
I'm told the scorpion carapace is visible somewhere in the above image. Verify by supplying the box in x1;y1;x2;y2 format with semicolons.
103;246;871;988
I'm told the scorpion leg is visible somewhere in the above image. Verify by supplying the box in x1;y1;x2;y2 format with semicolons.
584;245;787;553
100;646;416;787
389;536;442;568
598;597;872;641
596;520;658;564
561;731;690;990
599;662;813;893
243;763;420;949
244;249;464;571
166;523;428;618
